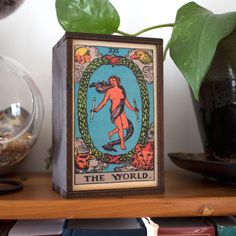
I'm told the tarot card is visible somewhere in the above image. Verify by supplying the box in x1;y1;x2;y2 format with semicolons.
72;35;163;194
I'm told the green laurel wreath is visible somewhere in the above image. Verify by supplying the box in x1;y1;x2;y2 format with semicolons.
77;56;149;162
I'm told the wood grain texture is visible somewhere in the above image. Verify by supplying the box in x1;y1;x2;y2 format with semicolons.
0;170;236;219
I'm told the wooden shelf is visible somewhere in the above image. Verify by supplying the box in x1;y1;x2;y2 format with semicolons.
0;170;236;219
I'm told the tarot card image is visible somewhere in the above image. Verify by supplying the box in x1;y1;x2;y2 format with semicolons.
72;36;163;194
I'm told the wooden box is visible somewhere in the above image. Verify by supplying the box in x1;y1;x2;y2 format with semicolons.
52;32;164;198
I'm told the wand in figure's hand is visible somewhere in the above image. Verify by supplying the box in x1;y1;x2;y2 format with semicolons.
90;97;96;122
133;98;140;122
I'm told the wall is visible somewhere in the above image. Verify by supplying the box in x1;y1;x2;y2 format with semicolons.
0;0;235;172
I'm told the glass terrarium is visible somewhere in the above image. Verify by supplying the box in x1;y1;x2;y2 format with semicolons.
0;0;24;20
0;56;44;176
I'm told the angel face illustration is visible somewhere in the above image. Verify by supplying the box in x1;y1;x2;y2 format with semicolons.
75;47;91;64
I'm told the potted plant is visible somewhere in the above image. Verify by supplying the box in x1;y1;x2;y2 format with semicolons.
55;0;236;174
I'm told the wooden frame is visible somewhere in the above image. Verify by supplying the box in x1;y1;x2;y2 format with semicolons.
52;32;164;198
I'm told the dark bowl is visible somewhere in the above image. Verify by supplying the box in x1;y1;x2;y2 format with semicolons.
168;152;236;183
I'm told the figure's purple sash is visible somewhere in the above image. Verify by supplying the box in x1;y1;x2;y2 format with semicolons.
110;98;125;124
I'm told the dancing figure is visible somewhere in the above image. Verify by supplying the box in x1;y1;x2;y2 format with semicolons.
90;76;138;151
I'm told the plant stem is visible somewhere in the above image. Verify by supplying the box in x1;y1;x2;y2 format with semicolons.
116;23;174;37
116;30;134;37
132;23;174;36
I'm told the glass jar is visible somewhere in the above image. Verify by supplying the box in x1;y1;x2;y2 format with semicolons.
0;56;44;175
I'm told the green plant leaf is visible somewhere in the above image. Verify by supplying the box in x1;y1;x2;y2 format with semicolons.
55;0;120;34
169;1;236;99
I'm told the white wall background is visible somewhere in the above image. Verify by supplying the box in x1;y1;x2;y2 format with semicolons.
0;0;235;172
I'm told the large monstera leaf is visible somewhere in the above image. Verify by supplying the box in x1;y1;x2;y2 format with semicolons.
56;0;120;34
169;2;236;99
